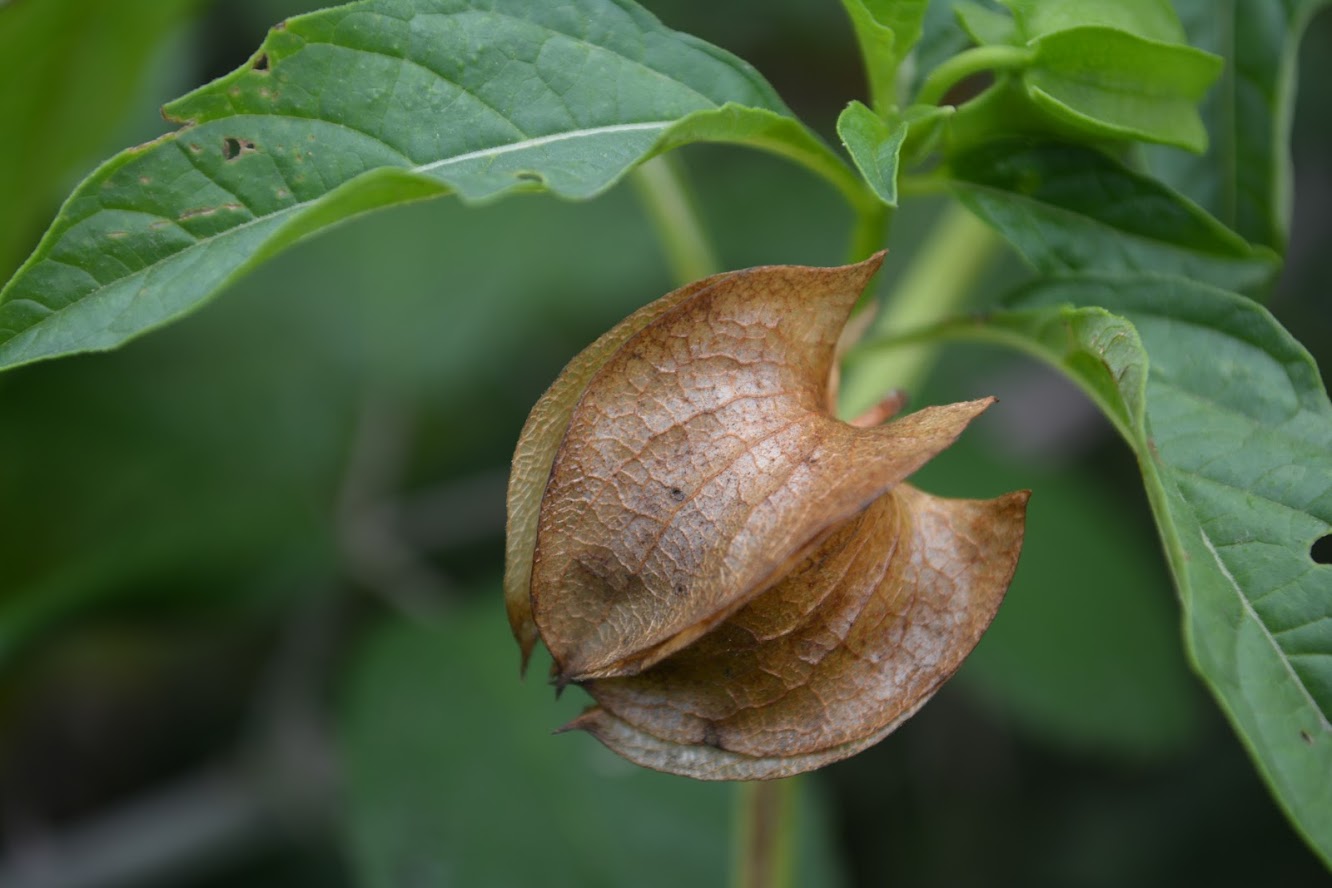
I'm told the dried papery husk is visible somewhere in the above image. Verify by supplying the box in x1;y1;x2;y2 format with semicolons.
504;253;1029;779
569;485;1029;780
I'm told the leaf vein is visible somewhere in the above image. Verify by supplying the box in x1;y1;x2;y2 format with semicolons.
1198;524;1331;730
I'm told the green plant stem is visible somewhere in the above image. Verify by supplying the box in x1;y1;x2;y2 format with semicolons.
631;155;721;283
838;202;1000;418
898;171;950;198
915;44;1034;107
847;201;890;263
732;778;795;888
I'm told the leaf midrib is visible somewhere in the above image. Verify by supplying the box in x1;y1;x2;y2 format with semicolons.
1195;527;1332;732
1136;341;1332;732
0;120;676;356
3;0;790;358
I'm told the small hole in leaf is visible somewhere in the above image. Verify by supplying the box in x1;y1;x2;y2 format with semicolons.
222;137;257;161
675;584;686;596
252;52;270;71
1312;533;1332;565
669;487;685;502
515;171;541;182
1300;729;1314;746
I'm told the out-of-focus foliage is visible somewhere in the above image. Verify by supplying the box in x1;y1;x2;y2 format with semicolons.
0;0;201;280
1;0;1331;886
342;599;847;887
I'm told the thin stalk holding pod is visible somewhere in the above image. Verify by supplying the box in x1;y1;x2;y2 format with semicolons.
631;154;721;282
631;156;803;888
732;778;797;888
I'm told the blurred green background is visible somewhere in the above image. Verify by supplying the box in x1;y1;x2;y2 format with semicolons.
1;1;1330;886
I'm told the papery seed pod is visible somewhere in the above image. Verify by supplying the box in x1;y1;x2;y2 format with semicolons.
505;253;1028;780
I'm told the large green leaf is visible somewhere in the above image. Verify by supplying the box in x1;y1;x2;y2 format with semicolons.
0;0;861;372
949;140;1278;290
341;599;846;887
0;0;200;280
1143;0;1332;252
879;276;1332;863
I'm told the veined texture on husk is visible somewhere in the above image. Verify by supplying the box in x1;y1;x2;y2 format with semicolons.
505;253;1028;780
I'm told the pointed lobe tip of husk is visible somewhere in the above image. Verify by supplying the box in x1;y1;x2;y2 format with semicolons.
577;485;1030;778
506;254;1027;780
530;257;988;682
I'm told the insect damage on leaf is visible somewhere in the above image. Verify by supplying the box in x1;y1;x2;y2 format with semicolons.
504;254;1029;780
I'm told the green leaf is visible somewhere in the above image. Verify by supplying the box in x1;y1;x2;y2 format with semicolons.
0;0;860;373
838;101;951;206
910;1;975;99
0;0;201;279
895;277;1332;865
980;0;1223;151
839;0;929;114
1022;28;1221;151
1003;0;1188;43
1142;0;1332;252
932;0;1221;153
341;599;846;887
948;140;1278;290
954;1;1017;46
839;102;907;207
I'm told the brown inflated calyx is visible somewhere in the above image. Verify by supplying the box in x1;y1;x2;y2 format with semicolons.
504;253;1028;780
